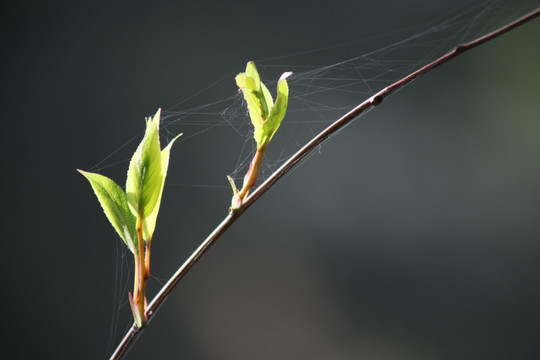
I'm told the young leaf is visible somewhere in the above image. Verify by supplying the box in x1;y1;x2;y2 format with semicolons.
77;170;137;253
143;133;182;241
79;108;182;329
245;61;261;89
258;71;292;145
126;109;163;218
236;73;264;128
236;62;274;130
245;61;272;118
260;82;273;118
228;62;292;209
235;61;292;149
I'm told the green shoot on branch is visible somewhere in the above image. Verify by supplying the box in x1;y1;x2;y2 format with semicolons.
103;8;539;358
228;61;292;211
78;109;181;328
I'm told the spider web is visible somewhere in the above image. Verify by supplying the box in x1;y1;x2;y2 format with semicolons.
96;0;539;354
148;0;537;189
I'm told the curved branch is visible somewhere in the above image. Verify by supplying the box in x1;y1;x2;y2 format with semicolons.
110;7;539;359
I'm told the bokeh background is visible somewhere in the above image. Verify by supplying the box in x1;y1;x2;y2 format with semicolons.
2;1;539;359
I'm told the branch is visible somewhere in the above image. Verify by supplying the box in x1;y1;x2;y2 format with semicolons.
110;7;539;359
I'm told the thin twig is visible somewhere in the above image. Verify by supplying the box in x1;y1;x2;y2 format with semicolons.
110;7;539;359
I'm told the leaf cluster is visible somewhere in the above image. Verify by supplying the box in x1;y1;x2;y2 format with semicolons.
78;109;181;254
235;61;292;149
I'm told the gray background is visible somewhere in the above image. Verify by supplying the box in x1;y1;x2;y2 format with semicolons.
2;1;539;359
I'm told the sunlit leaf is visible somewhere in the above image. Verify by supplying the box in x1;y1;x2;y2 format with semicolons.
143;133;182;241
258;71;292;145
126;109;163;218
236;73;264;128
78;170;137;253
236;62;275;131
245;61;272;118
260;81;273;117
245;61;261;88
236;61;291;149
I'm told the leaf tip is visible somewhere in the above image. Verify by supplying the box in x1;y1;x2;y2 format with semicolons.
280;72;293;81
154;108;162;120
171;132;183;143
77;169;90;178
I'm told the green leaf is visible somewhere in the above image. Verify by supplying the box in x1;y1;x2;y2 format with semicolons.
245;61;272;119
126;109;164;219
143;133;182;241
260;82;273;117
236;61;291;149
78;170;137;253
236;73;264;128
236;61;273;131
255;71;292;147
245;61;261;88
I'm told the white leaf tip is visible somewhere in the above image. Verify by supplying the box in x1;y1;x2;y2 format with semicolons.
280;72;293;81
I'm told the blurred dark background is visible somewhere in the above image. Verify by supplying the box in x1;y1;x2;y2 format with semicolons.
2;1;539;359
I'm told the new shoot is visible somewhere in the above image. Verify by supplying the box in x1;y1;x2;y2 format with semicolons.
78;109;181;328
228;61;292;211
